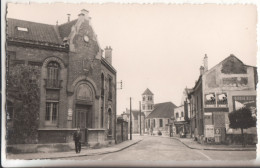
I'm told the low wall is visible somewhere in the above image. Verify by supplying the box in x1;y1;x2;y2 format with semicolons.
7;143;75;154
38;128;76;144
226;134;257;145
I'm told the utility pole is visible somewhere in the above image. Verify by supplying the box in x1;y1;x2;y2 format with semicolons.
130;97;132;140
139;101;142;135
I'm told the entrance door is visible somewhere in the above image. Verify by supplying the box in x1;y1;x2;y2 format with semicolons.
76;109;88;142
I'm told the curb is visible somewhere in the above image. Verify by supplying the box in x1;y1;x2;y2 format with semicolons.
170;137;256;151
34;139;143;160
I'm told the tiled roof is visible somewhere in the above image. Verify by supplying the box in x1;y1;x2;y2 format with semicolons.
142;88;153;95
7;18;62;45
58;19;78;40
122;110;145;120
146;102;177;119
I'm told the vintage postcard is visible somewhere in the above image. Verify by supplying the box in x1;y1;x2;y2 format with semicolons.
1;0;259;167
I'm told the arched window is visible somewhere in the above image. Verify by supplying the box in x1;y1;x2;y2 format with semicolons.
47;61;60;88
108;108;112;135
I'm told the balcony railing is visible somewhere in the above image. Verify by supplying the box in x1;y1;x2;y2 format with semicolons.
44;79;62;89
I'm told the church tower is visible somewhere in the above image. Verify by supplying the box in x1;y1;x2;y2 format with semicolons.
141;88;154;117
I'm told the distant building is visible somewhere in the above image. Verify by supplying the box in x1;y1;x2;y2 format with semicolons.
6;9;117;147
122;109;145;134
146;102;177;134
188;54;257;144
141;88;154;117
173;88;192;137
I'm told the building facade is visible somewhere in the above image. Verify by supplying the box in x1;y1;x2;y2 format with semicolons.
146;102;177;135
141;88;154;117
189;54;257;144
122;109;145;134
6;9;117;147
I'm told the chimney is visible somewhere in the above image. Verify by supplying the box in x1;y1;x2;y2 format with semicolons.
200;66;205;75
78;9;89;20
104;46;112;65
204;54;208;71
67;14;71;22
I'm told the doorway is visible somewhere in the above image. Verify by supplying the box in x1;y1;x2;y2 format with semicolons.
76;106;91;142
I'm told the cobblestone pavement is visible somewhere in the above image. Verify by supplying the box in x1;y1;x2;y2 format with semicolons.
64;135;256;165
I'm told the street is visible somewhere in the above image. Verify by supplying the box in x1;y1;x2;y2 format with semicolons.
64;136;256;161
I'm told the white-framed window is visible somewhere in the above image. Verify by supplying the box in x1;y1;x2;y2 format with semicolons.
45;102;58;125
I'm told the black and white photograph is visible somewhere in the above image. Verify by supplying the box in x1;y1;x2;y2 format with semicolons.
1;0;259;167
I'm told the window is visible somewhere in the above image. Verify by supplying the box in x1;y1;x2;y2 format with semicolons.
176;113;179;119
108;77;112;100
181;112;184;117
142;105;145;110
143;96;145;101
168;119;170;123
159;119;163;127
7;100;14;121
17;27;28;32
101;100;104;128
101;74;104;96
153;119;156;128
148;119;150;128
45;102;58;125
150;97;153;101
108;109;112;135
47;61;60;88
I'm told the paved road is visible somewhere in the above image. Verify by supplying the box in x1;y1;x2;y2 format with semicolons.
64;136;256;162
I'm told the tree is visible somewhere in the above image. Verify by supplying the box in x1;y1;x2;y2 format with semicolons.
228;107;256;147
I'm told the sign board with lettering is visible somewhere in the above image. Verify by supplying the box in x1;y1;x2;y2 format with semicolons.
233;96;256;117
205;125;214;138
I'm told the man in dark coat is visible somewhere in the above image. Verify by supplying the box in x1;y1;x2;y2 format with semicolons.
73;127;82;153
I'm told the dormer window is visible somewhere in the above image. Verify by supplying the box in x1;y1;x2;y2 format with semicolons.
17;27;28;32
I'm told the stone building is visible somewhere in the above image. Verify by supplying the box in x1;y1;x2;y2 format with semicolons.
122;109;145;134
188;54;257;144
173;88;192;137
146;102;177;135
6;9;117;147
141;88;154;117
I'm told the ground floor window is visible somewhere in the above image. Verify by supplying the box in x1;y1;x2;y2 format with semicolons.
45;102;58;125
7;100;14;121
153;119;156;128
108;108;112;135
159;119;163;127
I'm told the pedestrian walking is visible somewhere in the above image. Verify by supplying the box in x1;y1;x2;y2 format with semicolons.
73;127;82;153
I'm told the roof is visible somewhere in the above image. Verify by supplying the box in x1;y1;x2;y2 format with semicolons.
146;102;177;119
58;19;78;40
122;110;145;120
142;88;153;95
7;18;62;45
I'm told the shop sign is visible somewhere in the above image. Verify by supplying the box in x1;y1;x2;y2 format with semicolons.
205;125;214;138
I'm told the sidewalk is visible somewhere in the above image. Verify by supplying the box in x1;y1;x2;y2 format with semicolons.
6;137;143;160
170;136;256;151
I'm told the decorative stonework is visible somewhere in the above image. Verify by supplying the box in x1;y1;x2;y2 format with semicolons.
42;56;65;69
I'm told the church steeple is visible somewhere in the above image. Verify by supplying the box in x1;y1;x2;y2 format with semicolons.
141;88;154;117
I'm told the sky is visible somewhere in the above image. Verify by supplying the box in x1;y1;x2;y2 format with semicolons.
6;3;257;115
